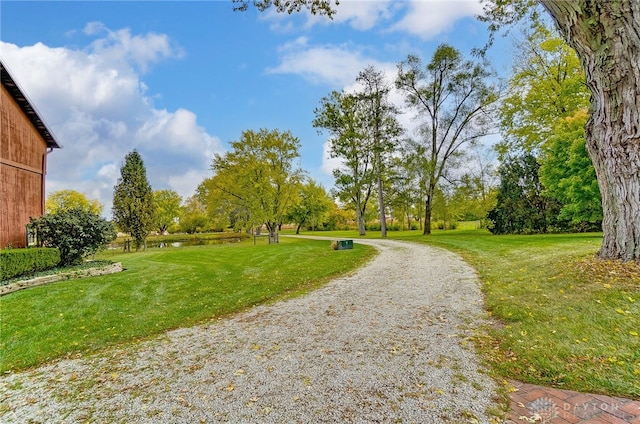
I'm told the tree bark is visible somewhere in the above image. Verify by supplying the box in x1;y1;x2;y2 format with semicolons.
377;175;387;237
266;222;279;244
353;198;367;236
423;188;434;235
541;0;640;260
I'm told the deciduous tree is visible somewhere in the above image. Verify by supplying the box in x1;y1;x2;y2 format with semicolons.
314;91;374;236
285;178;333;234
203;129;303;244
153;189;182;234
46;190;103;216
355;66;403;238
497;24;589;156
487;153;560;234
497;24;600;229
481;0;640;260
396;44;498;234
179;195;210;234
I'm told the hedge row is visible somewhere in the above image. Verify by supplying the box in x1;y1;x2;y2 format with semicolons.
0;248;61;281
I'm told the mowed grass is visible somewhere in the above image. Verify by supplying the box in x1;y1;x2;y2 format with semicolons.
0;237;375;373
296;227;640;399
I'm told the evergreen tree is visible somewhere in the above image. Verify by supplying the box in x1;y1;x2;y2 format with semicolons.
112;150;156;250
487;154;561;234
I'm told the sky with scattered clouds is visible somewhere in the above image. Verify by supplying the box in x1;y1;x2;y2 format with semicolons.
1;0;514;217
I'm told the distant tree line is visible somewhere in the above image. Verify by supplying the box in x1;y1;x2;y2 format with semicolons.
37;23;604;252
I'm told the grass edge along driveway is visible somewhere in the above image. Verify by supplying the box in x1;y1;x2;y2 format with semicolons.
0;237;375;373
298;228;639;400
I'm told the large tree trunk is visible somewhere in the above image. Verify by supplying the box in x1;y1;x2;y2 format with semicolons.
356;211;366;236
541;0;640;261
266;222;279;244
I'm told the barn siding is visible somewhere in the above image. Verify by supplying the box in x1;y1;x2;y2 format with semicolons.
1;84;47;248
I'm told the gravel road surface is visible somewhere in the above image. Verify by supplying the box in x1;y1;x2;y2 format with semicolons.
0;238;499;423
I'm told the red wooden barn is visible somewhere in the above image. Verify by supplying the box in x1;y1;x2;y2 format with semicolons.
1;60;62;248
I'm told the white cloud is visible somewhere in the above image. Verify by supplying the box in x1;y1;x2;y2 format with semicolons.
84;21;185;73
167;169;210;200
262;0;482;40
268;37;387;87
305;0;399;30
390;0;484;40
0;24;222;217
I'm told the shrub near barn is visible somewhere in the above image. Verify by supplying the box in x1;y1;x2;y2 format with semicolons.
29;208;116;266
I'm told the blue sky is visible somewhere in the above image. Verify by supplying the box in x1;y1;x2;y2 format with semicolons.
1;1;514;217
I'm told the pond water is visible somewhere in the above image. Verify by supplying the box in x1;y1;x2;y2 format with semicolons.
109;237;244;250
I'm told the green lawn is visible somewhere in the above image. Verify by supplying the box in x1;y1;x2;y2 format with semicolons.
3;228;639;399
294;227;640;399
0;237;375;373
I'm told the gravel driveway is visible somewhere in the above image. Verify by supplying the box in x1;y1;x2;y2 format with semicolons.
1;238;499;423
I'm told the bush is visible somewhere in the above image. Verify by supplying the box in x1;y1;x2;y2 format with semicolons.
365;223;381;231
30;208;117;266
1;248;60;280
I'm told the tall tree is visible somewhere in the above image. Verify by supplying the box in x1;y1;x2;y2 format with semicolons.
497;23;600;229
203;129;303;244
239;0;640;259
539;110;601;230
355;66;403;238
46;190;103;216
153;189;182;234
396;44;498;234
497;24;590;156
481;0;640;260
387;154;421;231
112;150;156;250
313;91;374;235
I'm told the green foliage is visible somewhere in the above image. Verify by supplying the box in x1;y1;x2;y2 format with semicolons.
487;154;561;234
202;128;304;243
285;178;334;233
179;195;211;234
153;189;182;234
232;0;337;16
354;66;404;237
29;209;116;266
0;248;60;281
321;203;354;231
314;90;375;236
497;24;589;156
112;150;156;249
539;110;602;229
314;66;403;238
46;189;104;215
497;23;601;229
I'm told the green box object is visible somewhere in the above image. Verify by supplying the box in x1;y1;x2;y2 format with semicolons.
336;240;353;250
